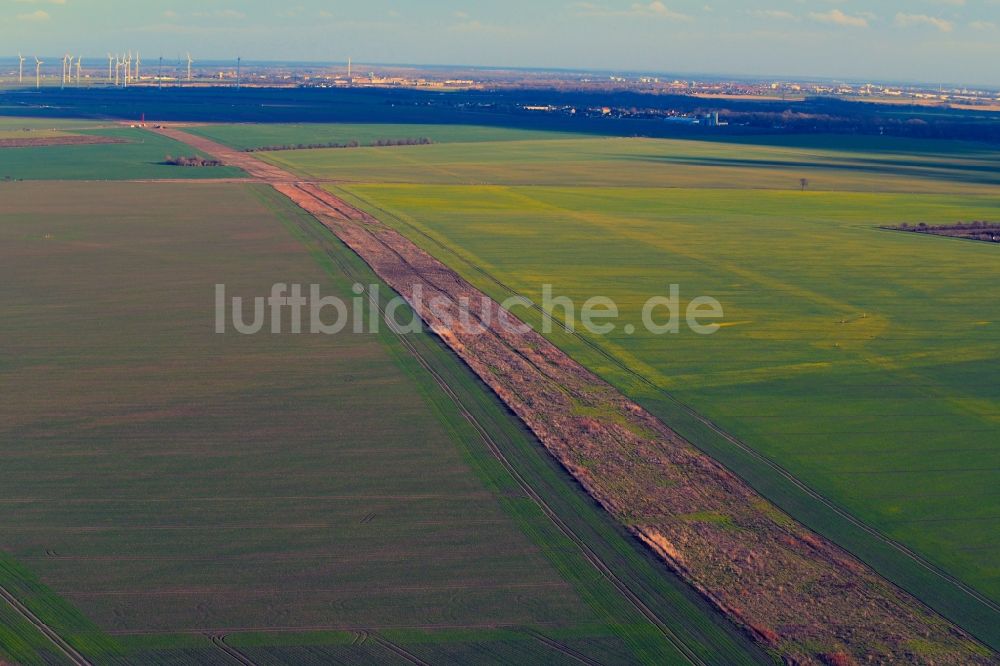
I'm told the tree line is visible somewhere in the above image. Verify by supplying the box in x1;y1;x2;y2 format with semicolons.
163;155;223;167
243;137;434;152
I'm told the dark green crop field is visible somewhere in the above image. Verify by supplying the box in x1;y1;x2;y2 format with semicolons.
220;126;1000;647
0;180;765;664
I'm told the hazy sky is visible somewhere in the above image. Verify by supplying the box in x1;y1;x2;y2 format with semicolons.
4;0;1000;86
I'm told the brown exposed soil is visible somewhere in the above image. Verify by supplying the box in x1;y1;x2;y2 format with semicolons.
0;135;126;149
152;126;995;665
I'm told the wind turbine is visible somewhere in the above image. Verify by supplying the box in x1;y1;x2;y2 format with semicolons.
107;53;114;83
134;51;140;80
18;52;25;84
123;52;130;88
236;56;241;89
34;57;43;89
76;57;82;85
186;52;193;83
114;55;120;87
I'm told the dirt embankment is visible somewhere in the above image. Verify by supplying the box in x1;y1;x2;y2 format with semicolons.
0;135;126;149
153;127;298;182
154;126;995;665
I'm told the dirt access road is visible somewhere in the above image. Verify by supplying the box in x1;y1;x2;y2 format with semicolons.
153;126;994;665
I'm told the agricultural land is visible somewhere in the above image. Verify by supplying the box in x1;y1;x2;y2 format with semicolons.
1;114;998;664
0;164;764;663
187;123;1000;649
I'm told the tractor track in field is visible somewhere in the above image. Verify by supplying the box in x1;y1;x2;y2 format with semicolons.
155;126;996;663
342;186;1000;621
0;584;92;666
210;634;259;666
284;182;707;665
525;629;602;665
371;634;432;665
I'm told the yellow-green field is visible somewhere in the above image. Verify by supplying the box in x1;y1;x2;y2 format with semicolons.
249;132;1000;195
187;123;581;150
213;126;1000;646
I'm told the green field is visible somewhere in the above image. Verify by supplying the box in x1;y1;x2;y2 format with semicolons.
0;180;766;664
213;127;1000;644
0;126;243;180
189;123;579;151
0;117;109;132
250;132;1000;194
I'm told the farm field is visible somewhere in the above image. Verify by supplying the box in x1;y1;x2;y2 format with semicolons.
0;179;764;664
252;131;1000;194
221;126;1000;644
188;123;581;151
0;117;109;132
0;124;243;180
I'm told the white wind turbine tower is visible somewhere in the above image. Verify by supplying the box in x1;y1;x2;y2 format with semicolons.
135;51;140;80
186;52;193;83
18;53;26;84
65;53;73;86
76;57;82;85
107;53;114;83
123;53;130;88
114;54;121;87
34;57;43;89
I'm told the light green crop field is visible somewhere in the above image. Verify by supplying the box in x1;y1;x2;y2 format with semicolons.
0;126;244;180
188;123;580;151
0;180;766;664
0;129;72;139
218;127;1000;647
0;117;109;132
253;132;1000;195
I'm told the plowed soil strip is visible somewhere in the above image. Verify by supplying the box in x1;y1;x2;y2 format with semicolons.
290;182;706;665
153;126;995;663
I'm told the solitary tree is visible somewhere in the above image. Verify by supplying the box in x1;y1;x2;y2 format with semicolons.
800;178;809;191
